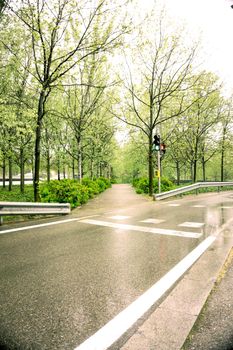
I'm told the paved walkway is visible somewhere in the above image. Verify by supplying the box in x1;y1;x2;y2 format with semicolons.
182;248;233;350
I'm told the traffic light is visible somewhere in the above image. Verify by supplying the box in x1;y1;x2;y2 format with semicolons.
153;134;160;151
160;142;166;155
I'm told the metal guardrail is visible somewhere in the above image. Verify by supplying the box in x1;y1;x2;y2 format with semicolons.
0;202;71;225
154;182;233;201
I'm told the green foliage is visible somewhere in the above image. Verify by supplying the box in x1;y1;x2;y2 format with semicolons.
133;177;175;194
133;177;150;194
39;177;111;208
154;177;175;192
0;185;34;202
81;178;101;198
96;176;111;190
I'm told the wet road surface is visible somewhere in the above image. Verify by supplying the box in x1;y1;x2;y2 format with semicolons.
1;185;233;349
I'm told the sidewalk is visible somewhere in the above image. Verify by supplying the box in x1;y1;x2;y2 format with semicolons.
182;248;233;350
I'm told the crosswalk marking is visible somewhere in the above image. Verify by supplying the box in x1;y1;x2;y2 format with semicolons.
192;205;206;208
79;219;202;239
179;222;204;228
108;215;131;220
140;219;165;224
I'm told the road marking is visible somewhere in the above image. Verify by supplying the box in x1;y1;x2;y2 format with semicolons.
168;204;181;207
192;205;206;208
179;222;204;228
108;215;131;220
220;206;233;209
79;219;202;239
74;235;216;350
0;215;98;235
140;218;165;224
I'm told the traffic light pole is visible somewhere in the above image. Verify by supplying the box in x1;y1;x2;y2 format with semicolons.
158;149;161;193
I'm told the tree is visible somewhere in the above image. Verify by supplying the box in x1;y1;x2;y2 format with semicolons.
219;98;233;181
9;0;130;201
180;73;221;182
114;14;198;195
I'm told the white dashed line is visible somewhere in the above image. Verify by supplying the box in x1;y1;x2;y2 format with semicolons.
74;235;216;350
220;206;233;209
140;219;165;224
168;204;181;207
79;219;202;239
179;222;204;228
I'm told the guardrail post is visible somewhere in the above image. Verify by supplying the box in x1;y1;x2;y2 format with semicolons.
0;216;3;226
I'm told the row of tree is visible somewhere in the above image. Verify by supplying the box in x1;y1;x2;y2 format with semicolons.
0;0;129;199
0;1;233;198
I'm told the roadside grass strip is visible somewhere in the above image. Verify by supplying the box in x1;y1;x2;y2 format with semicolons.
74;235;216;350
79;219;202;239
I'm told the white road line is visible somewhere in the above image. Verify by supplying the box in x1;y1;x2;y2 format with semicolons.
140;219;165;224
179;222;204;228
79;219;202;239
0;215;98;235
168;204;181;207
74;235;216;350
192;205;206;208
108;215;131;220
221;206;233;209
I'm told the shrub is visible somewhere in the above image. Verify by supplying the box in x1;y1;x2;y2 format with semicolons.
95;178;107;192
39;179;89;208
153;177;175;193
81;178;100;198
132;176;175;194
98;177;111;189
134;177;149;193
39;177;111;208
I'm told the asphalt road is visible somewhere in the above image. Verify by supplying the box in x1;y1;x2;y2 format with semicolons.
1;184;233;350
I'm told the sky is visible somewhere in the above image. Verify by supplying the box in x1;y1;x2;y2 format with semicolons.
137;0;233;96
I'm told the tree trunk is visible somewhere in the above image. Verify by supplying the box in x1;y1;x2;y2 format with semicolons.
221;125;226;182
2;154;6;188
72;158;75;179
193;141;198;183
47;150;50;182
77;137;82;182
99;162;102;177
90;158;94;180
8;156;12;191
34;90;46;201
193;159;197;182
176;161;180;185
20;148;25;194
202;156;206;182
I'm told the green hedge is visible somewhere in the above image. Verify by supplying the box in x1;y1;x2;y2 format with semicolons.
39;177;111;208
132;177;175;194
